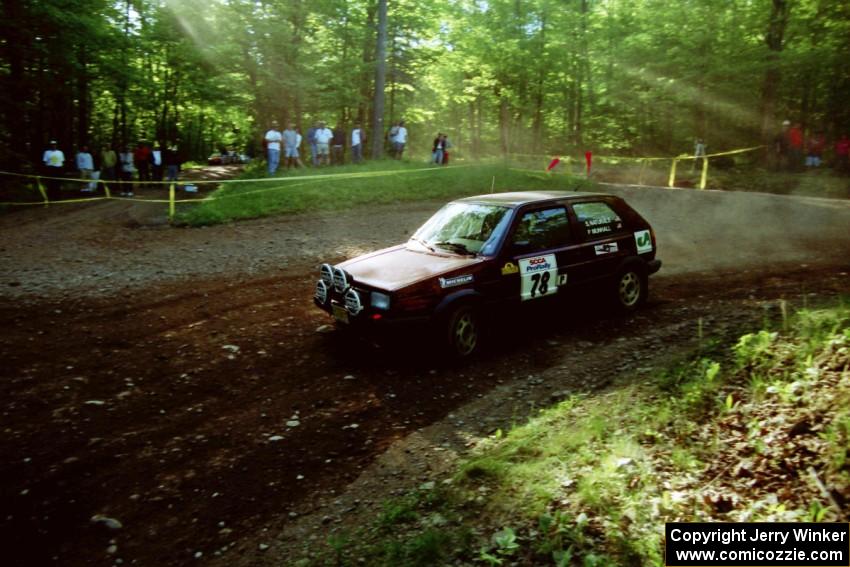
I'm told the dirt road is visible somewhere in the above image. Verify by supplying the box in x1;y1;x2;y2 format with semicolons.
0;181;848;565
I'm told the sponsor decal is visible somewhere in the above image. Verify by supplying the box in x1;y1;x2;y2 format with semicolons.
518;254;558;301
501;262;519;275
439;274;474;288
522;255;553;273
634;229;653;254
594;242;619;255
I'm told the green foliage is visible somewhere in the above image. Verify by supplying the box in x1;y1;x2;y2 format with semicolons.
4;0;850;172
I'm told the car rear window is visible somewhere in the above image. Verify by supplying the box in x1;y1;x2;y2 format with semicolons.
572;201;625;239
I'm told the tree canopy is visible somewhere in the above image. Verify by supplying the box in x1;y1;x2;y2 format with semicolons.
1;0;848;168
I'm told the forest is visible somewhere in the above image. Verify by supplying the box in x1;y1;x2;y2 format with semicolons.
1;0;849;169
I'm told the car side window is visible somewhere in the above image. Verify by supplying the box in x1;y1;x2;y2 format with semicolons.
511;207;570;252
572;201;624;239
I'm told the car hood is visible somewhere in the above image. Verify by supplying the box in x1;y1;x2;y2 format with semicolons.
337;244;482;292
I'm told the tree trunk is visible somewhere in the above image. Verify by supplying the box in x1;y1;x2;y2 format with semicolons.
3;0;28;167
370;0;388;159
499;93;510;156
759;0;790;149
77;44;90;148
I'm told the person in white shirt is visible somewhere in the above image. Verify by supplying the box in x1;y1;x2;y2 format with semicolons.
313;122;334;166
76;145;97;193
351;123;365;163
394;120;408;159
118;145;135;197
42;140;65;200
264;120;283;174
151;146;163;181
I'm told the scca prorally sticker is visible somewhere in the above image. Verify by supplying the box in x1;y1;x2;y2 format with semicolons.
501;262;519;275
634;230;652;254
439;274;474;288
594;242;619;256
518;254;558;301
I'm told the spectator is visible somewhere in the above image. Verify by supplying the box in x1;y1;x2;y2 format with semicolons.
134;141;151;183
264;120;283;175
388;122;399;157
76;145;95;193
331;124;346;165
787;122;804;171
101;145;117;194
283;122;299;169
165;145;181;183
294;128;305;168
394;120;408;159
693;138;707;171
314;121;333;166
351;123;365;164
432;133;446;164
805;131;825;168
118;145;135;197
834;134;850;173
307;121;319;166
151;145;164;182
441;134;452;165
42;140;65;200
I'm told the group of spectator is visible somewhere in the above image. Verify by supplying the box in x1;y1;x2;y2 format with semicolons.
41;140;182;199
774;121;850;172
262;120;405;174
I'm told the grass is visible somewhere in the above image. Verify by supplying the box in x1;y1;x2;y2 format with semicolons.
174;159;592;226
299;299;850;566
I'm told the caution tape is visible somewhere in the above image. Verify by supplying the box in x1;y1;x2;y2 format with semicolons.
0;165;471;217
516;145;764;190
0;164;469;186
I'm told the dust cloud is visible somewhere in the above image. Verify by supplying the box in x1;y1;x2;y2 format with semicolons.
600;184;850;275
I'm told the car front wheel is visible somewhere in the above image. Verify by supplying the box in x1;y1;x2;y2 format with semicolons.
445;305;481;357
615;266;647;311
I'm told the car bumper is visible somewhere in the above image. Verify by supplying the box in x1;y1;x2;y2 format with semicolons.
647;259;662;275
314;298;429;332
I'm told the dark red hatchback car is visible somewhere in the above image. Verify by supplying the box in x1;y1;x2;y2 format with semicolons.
314;190;661;356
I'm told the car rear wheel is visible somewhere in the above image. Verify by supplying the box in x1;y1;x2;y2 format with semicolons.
615;266;647;311
445;305;480;357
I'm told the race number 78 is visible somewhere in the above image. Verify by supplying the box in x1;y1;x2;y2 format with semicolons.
530;271;551;297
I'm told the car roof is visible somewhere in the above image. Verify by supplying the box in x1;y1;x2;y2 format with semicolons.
454;190;613;208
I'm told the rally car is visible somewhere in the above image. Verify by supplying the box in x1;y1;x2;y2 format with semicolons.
314;190;661;356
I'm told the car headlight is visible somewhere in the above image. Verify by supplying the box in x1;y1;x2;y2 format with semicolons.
314;280;329;304
320;264;334;286
332;267;348;293
370;291;391;310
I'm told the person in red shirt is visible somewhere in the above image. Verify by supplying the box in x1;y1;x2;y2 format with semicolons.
835;134;850;173
133;142;152;183
786;123;803;170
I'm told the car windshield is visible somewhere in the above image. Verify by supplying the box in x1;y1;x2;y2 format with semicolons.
410;202;512;256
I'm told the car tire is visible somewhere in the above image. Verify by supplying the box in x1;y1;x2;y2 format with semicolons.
614;264;648;311
445;304;481;357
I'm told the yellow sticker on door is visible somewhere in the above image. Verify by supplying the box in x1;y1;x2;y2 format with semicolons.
501;262;519;275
